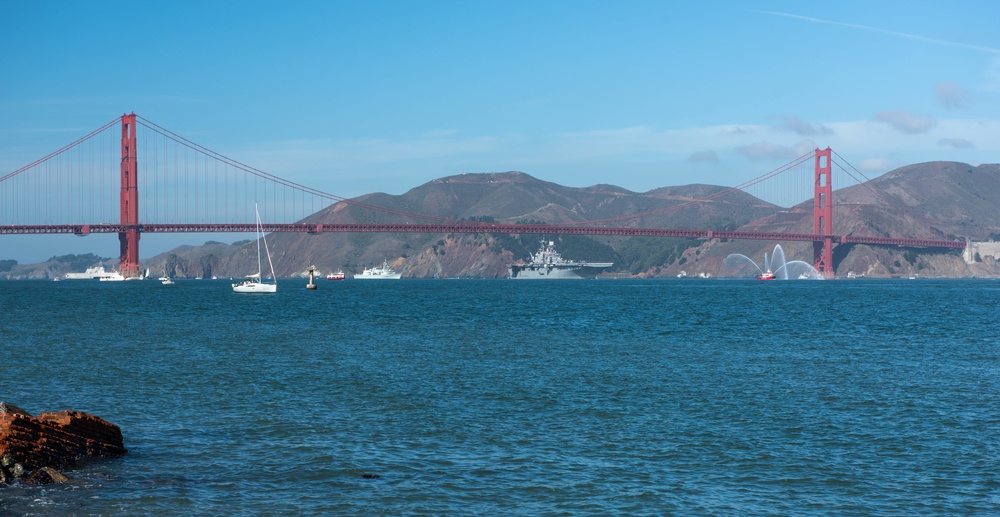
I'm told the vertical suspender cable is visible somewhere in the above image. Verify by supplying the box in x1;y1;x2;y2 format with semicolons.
34;159;39;224
174;140;178;224
144;126;149;223
100;130;104;223
75;146;79;223
153;129;157;223
192;144;195;224
57;155;61;224
162;132;167;223
70;147;75;223
194;152;201;223
80;144;84;224
98;130;102;224
89;138;93;224
10;163;15;224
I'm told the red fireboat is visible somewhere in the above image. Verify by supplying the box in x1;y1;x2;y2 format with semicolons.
757;270;776;281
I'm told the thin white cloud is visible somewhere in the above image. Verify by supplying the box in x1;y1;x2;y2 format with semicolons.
256;134;501;167
792;140;819;156
761;11;1000;55
824;118;1000;156
736;142;798;160
935;83;971;109
986;56;1000;91
938;138;975;149
722;126;754;136
873;110;936;134
420;129;460;138
689;150;719;163
212;117;1000;198
253;119;1000;170
774;116;833;137
857;157;891;173
15;127;95;135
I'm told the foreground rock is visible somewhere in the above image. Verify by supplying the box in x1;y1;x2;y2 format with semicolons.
0;402;126;484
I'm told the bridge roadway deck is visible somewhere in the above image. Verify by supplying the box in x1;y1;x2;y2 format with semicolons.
0;223;967;250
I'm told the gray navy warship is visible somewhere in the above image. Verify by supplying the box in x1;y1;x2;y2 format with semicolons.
508;241;613;279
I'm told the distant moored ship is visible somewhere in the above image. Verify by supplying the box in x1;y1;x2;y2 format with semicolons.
508;241;613;279
355;260;401;280
63;265;120;280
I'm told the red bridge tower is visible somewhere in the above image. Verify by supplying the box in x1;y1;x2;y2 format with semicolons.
813;148;834;278
119;113;140;277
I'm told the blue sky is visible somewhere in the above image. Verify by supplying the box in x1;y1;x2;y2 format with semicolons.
2;1;999;263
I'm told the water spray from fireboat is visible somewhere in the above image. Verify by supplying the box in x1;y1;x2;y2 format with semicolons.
722;244;823;280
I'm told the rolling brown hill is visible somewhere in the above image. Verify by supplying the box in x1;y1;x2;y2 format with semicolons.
7;161;999;279
253;171;778;279
665;161;1000;279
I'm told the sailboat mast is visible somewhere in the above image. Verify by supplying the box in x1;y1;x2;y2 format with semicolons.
255;203;277;282
255;204;263;278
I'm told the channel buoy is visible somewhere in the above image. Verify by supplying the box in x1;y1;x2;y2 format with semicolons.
306;265;318;290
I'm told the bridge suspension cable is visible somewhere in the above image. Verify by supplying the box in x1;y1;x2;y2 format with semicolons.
831;150;947;240
560;150;815;226
1;114;966;281
135;116;467;225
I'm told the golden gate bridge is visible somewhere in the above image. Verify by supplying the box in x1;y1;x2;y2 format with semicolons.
0;113;965;278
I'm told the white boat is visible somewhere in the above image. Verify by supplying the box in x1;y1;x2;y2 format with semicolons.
233;204;278;293
159;267;175;285
64;265;120;280
326;269;346;281
99;272;126;282
355;259;401;280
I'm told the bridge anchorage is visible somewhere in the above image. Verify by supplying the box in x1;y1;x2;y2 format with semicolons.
1;114;966;278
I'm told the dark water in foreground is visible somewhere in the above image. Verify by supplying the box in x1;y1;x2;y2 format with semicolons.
1;278;998;515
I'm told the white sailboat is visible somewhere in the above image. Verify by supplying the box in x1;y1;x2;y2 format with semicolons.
232;204;277;293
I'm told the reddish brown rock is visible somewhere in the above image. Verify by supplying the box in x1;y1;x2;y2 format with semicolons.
26;466;71;484
0;403;126;484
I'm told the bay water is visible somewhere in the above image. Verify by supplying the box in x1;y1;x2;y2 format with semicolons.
1;278;998;515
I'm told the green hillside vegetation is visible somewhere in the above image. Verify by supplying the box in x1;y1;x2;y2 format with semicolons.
0;259;17;272
49;253;109;271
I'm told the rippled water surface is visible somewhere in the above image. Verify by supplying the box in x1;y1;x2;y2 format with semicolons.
2;278;998;515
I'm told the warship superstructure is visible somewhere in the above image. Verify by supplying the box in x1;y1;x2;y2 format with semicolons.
508;241;613;279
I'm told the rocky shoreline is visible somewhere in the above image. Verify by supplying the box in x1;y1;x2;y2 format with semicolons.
0;402;126;484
